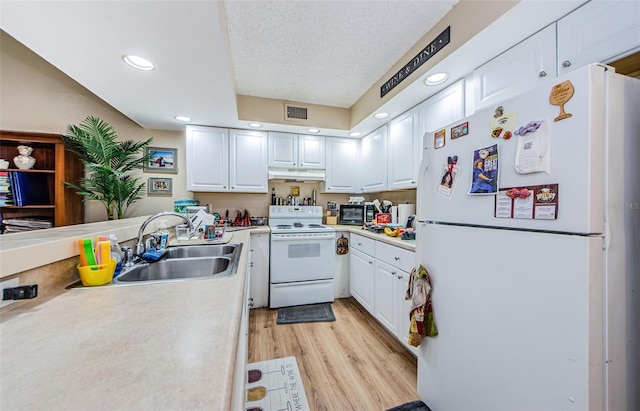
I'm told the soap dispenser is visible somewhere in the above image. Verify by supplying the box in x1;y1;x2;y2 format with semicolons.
157;220;170;250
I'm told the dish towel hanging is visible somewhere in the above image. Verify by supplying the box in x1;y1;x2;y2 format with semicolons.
405;264;438;347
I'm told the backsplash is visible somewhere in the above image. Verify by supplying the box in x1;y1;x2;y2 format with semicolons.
193;184;417;219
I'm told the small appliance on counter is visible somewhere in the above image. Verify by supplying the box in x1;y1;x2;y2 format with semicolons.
338;204;365;225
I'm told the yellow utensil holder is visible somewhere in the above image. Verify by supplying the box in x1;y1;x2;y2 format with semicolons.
78;259;116;286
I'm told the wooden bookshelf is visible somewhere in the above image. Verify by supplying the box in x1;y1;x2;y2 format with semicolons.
0;130;84;229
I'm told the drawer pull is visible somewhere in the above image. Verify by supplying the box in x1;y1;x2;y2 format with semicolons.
391;271;397;275
562;60;571;68
357;243;362;246
538;70;547;78
394;256;400;261
397;275;403;279
368;261;373;265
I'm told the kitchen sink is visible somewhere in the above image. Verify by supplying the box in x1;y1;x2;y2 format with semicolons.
115;257;232;282
113;243;243;284
164;244;237;259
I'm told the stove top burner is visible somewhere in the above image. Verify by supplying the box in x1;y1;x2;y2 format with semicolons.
308;224;324;228
276;225;292;229
294;222;303;227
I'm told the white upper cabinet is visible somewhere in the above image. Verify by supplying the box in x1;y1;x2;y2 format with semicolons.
388;107;422;190
268;132;297;168
322;137;359;193
360;126;388;192
186;126;267;193
268;132;325;169
557;0;640;75
186;125;229;192
422;79;466;134
229;129;268;192
472;23;556;111
298;135;326;169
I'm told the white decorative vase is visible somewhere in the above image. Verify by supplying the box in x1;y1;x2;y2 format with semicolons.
13;145;36;170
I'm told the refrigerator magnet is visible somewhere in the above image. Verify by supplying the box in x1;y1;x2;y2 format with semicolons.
451;122;469;139
550;80;574;122
490;110;516;140
495;184;559;219
469;144;499;195
434;129;446;149
436;164;460;199
515;120;551;174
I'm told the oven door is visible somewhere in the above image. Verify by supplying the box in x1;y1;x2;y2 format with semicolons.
270;232;335;283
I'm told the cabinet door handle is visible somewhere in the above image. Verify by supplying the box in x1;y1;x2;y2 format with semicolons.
368;261;373;265
411;180;416;184
394;256;400;261
562;60;571;68
391;271;396;275
538;71;547;78
357;243;362;246
397;275;403;279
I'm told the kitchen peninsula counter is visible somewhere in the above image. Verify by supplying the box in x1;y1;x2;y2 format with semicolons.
0;221;270;410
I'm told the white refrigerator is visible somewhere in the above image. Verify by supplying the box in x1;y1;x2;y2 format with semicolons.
415;64;639;411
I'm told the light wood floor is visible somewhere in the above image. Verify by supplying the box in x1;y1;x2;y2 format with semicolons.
248;297;420;411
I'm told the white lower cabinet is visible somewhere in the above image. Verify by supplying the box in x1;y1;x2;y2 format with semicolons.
374;259;398;335
231;252;252;410
349;248;375;313
249;232;269;309
349;233;417;354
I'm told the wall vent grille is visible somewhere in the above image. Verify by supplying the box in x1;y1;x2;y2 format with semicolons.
284;104;308;121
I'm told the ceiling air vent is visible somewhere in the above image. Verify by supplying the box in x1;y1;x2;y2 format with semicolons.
284;104;308;122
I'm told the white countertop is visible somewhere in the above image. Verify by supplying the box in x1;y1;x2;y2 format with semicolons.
0;218;410;410
332;224;416;251
0;227;265;410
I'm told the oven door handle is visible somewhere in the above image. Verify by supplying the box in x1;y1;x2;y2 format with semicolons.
271;234;335;241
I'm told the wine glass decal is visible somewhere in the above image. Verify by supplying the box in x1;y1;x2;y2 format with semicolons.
549;80;574;122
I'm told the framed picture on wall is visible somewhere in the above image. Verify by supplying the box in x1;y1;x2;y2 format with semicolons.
144;147;178;173
148;177;173;196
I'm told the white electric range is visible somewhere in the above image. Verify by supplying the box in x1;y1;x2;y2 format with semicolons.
268;206;336;308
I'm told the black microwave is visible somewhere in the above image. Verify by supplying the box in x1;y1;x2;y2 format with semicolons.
339;204;376;225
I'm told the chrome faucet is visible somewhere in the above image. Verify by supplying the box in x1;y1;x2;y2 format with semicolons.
135;212;195;256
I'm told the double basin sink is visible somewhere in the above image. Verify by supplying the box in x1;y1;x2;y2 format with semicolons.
114;243;242;284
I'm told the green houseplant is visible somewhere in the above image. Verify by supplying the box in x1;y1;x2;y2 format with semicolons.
61;116;154;220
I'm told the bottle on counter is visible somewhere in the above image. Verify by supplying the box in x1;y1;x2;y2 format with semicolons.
108;234;123;276
272;188;276;205
156;220;170;250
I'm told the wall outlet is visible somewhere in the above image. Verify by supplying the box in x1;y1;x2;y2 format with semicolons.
0;277;19;309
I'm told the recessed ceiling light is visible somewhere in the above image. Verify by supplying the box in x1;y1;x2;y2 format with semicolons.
424;72;449;86
248;123;263;128
374;112;390;119
307;128;320;133
122;55;155;71
174;115;191;122
349;132;361;137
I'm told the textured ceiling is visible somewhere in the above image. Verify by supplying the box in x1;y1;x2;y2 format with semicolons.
225;0;457;108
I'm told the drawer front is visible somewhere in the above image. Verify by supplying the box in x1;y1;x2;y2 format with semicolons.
376;241;415;273
351;233;376;256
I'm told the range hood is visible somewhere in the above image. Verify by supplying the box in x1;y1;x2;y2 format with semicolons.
268;168;325;182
